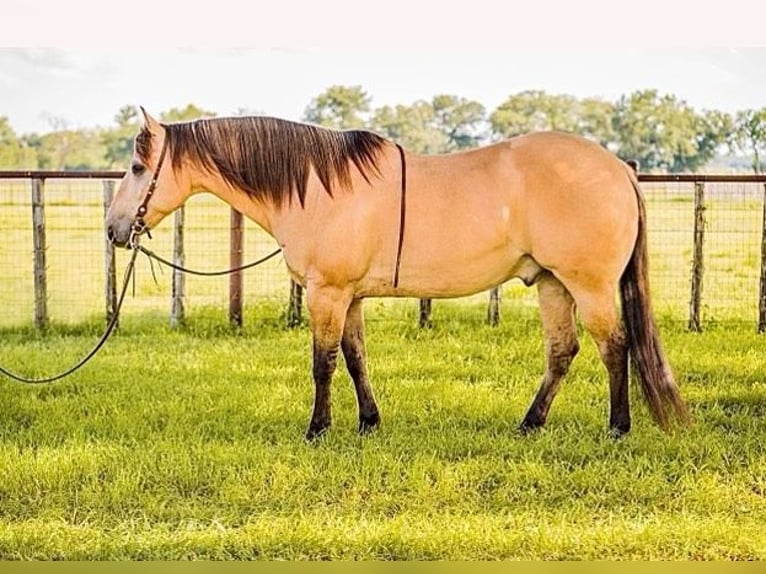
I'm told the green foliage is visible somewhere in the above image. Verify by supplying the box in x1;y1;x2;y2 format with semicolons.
160;104;217;123
26;128;108;170
371;96;485;153
612;89;728;172
731;108;766;173
0;117;37;169
101;105;140;169
0;90;756;172
578;97;617;148
302;85;372;129
371;101;445;153
490;90;581;137
430;94;486;150
0;305;764;558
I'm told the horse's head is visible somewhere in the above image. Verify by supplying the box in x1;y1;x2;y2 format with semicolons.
106;108;188;247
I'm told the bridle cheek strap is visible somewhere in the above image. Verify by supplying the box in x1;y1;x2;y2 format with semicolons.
129;131;170;248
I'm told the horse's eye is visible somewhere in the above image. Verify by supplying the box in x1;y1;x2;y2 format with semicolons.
131;162;146;176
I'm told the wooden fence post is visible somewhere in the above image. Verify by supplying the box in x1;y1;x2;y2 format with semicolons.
419;298;432;328
759;183;766;333
688;181;706;332
487;286;501;326
170;206;185;328
102;180;118;328
31;177;48;330
229;208;244;327
287;279;303;328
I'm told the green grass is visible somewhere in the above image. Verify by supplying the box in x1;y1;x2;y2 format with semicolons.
0;303;765;559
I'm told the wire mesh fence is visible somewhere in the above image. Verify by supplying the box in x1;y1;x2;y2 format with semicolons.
1;174;765;331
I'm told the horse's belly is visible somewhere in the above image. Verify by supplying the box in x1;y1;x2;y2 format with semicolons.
365;244;523;298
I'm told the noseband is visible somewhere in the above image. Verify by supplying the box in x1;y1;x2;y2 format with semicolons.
129;131;170;248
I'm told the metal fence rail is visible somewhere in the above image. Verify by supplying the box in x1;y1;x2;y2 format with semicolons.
1;171;766;331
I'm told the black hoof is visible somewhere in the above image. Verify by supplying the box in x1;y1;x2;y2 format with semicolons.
608;424;630;440
358;411;381;435
518;417;544;435
305;421;330;442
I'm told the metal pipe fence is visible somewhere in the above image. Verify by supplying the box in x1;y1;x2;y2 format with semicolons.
1;171;766;331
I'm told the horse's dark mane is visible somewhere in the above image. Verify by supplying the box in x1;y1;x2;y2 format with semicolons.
136;116;388;207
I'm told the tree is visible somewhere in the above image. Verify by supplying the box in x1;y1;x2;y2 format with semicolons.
0;117;37;169
160;104;216;123
490;90;580;139
23;115;106;170
371;95;486;154
303;85;372;129
577;98;617;149
430;94;486;150
612;90;727;172
731;108;766;173
102;105;141;168
371;101;446;153
31;128;106;170
693;110;733;172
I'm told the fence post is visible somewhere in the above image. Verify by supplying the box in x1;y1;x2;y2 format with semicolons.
170;206;186;328
31;177;48;330
287;279;303;328
759;183;766;333
229;208;244;327
102;180;118;328
487;286;501;326
688;181;706;332
419;298;432;328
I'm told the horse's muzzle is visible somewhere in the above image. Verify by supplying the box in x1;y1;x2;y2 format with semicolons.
106;221;131;248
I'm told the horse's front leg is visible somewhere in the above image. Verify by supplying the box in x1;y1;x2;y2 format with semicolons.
305;284;353;441
341;298;380;434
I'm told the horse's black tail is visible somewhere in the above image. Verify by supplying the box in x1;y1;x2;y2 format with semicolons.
620;166;690;430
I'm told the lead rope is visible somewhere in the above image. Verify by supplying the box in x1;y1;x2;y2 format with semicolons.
137;245;281;277
0;241;282;384
0;247;140;384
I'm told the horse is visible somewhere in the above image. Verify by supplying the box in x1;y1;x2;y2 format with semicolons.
105;108;689;440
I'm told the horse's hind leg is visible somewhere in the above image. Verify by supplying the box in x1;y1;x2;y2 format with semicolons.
569;282;630;436
520;272;580;432
341;298;380;434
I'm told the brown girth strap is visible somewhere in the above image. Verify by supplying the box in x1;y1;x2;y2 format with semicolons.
393;143;407;288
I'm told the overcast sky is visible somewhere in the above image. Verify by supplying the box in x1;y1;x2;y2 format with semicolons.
3;0;765;135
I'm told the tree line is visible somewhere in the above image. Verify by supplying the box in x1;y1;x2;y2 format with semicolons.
1;88;764;173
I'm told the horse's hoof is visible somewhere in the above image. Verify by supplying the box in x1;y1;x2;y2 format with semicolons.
358;411;381;435
518;417;544;435
305;421;330;442
608;424;630;440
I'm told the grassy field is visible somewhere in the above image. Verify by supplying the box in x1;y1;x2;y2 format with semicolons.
0;302;765;559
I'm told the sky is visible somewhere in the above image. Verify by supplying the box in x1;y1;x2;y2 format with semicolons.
2;0;766;135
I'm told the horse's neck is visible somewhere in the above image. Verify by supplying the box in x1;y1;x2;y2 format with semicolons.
193;174;276;237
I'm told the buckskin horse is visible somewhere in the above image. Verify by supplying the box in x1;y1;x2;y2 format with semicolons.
105;108;688;440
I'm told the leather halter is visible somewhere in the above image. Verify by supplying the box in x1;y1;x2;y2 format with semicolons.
129;130;169;247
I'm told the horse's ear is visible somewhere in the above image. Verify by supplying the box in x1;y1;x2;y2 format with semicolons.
139;106;162;133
